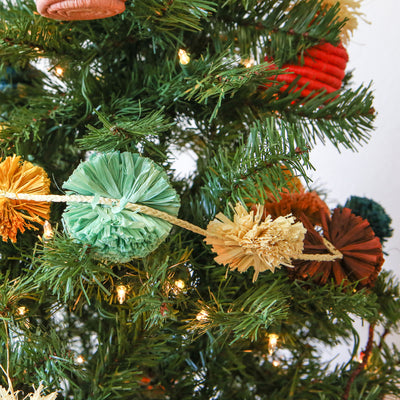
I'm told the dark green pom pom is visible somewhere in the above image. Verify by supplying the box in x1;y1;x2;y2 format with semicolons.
344;196;393;243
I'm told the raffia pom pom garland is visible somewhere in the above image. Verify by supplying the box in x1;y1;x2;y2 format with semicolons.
0;156;50;242
204;203;307;282
1;155;377;283
265;42;349;99
36;0;126;20
62;152;180;262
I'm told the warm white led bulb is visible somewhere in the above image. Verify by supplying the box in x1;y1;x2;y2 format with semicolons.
43;220;54;240
174;279;185;290
17;306;27;316
178;49;190;65
76;355;85;364
268;333;279;355
196;310;209;321
55;67;64;76
243;58;255;68
272;360;280;367
116;285;127;304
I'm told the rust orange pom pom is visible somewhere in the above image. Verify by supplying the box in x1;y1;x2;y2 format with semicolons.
292;208;384;288
0;155;50;242
258;191;330;226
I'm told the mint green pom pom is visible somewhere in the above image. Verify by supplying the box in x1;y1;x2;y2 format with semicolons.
62;152;180;262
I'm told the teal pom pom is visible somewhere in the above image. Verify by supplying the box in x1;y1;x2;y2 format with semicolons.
62;152;180;262
343;196;393;244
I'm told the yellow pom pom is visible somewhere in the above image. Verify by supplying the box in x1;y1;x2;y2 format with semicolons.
0;155;50;242
205;203;306;282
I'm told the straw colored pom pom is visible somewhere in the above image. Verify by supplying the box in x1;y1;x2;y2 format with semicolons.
62;152;180;262
258;191;330;226
205;203;307;282
36;0;126;21
0;155;50;242
321;0;364;44
292;208;384;288
0;384;57;400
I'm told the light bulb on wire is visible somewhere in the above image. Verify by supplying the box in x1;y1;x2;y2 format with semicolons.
196;309;209;321
178;49;190;65
17;306;27;316
173;279;186;294
43;220;54;240
116;285;128;304
55;67;64;77
76;355;85;364
268;333;279;355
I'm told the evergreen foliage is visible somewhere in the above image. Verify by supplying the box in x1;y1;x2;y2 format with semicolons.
0;1;398;399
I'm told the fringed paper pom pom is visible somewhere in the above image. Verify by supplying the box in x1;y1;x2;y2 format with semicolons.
62;152;180;262
205;203;306;282
0;155;50;242
292;208;384;288
264;42;349;99
0;384;58;400
256;191;330;226
321;0;364;44
36;0;126;21
344;196;393;244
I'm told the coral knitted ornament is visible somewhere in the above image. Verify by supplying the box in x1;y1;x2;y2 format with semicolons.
265;42;349;98
36;0;126;20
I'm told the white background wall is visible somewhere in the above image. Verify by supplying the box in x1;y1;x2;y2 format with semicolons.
311;0;400;363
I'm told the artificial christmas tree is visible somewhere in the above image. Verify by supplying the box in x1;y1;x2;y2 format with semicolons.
0;1;399;399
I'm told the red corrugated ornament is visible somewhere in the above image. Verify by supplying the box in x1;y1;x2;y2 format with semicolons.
265;42;349;98
292;207;384;288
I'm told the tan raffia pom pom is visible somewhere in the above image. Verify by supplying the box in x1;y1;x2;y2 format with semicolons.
205;203;307;282
321;0;365;44
0;384;58;400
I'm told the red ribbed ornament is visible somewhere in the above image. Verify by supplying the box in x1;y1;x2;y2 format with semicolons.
265;42;349;98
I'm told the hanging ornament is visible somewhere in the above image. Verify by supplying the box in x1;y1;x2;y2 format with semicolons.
255;191;330;227
62;152;180;262
0;155;50;242
265;42;349;99
320;0;364;44
36;0;126;21
204;203;307;282
292;208;384;288
343;196;393;244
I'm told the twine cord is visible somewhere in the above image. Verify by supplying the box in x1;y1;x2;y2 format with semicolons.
0;191;208;237
0;191;342;262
